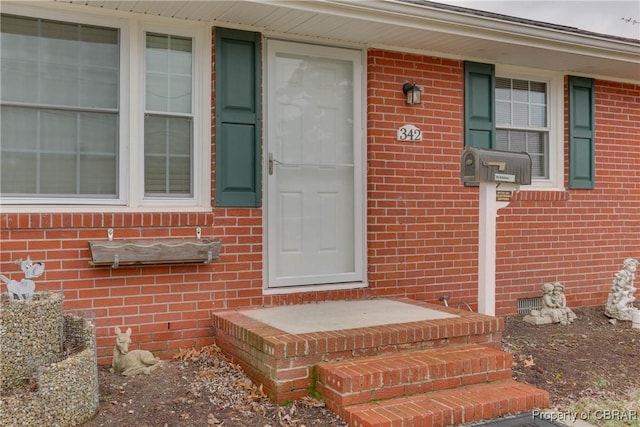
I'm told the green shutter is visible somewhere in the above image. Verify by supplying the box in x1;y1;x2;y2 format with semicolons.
215;28;262;207
464;61;495;149
568;76;595;189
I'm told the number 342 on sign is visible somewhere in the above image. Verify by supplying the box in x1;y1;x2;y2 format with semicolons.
397;124;422;142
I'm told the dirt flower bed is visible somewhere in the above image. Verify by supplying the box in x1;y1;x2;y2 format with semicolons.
83;306;639;426
503;306;640;409
83;345;347;427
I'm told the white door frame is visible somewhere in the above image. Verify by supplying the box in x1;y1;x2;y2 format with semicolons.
263;39;366;293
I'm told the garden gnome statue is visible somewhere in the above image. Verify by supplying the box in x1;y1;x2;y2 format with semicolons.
0;256;45;300
604;258;638;321
524;282;576;326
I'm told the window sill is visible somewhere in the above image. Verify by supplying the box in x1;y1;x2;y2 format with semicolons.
0;205;213;214
514;189;570;202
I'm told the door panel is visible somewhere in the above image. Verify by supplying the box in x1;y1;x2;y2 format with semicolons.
266;40;362;288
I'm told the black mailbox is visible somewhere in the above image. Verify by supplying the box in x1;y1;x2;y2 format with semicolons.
461;147;532;185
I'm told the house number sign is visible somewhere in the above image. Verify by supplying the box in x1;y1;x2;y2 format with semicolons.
397;124;422;142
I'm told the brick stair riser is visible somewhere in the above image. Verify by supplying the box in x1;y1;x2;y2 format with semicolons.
317;346;514;413
322;368;515;417
346;381;550;427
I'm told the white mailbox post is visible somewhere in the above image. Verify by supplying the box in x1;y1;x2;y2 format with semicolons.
461;147;532;316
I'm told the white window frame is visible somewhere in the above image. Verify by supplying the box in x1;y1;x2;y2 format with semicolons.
0;3;211;212
495;65;564;191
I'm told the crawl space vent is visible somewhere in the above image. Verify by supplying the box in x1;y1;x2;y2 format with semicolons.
517;297;543;315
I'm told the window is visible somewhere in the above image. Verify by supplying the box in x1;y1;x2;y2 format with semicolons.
495;77;549;179
1;15;119;198
0;6;210;210
464;61;563;189
144;33;193;197
494;69;562;188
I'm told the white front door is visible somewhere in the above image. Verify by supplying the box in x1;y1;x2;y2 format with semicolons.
266;40;363;288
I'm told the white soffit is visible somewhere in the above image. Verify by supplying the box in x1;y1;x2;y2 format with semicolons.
39;0;640;81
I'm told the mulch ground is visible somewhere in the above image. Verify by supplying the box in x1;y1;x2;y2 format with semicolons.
503;305;640;409
82;306;640;426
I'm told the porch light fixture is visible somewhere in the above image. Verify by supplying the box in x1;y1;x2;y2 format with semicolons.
402;82;421;105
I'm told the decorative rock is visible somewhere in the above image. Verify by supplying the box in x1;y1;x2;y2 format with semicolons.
604;258;638;321
523;282;576;326
0;291;64;390
0;293;98;426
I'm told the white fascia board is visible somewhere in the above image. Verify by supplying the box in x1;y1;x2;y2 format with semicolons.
248;0;639;63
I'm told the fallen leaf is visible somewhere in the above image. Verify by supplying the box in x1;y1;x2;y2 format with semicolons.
300;396;325;408
258;384;267;398
236;379;253;390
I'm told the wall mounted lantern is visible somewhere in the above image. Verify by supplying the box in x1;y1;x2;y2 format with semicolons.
402;82;421;105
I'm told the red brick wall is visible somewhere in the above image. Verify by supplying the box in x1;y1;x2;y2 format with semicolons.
367;50;640;315
495;78;640;312
1;47;638;364
366;50;478;307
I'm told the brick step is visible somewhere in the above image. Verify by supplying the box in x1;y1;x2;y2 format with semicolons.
344;380;550;427
212;299;505;403
317;344;513;412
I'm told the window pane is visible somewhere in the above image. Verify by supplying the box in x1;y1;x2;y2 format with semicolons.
144;114;192;196
494;76;549;179
79;112;118;154
0;15;118;108
40;153;77;194
145;33;192;114
513;103;529;127
144;32;193;197
40;63;80;106
495;77;511;100
496;100;511;125
144;156;166;193
0;15;119;199
512;79;529;102
530;105;546;127
527;131;546;155
79;154;117;195
41;110;78;152
79;25;119;68
496;130;508;151
168;156;191;193
0;107;117;197
168;117;191;155
529;82;546;104
79;66;118;109
531;153;546;178
169;75;192;113
1;106;38;150
509;130;527;152
1;16;39;103
1;151;37;194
